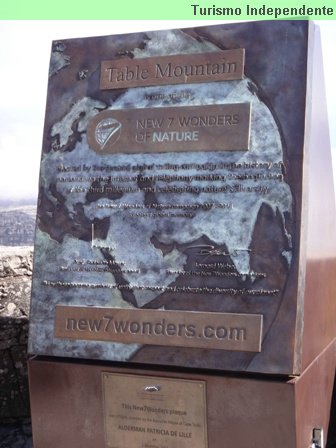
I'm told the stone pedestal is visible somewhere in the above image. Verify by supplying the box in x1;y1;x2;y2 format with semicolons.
29;339;335;448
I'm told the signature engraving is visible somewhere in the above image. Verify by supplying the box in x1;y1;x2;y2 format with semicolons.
186;245;251;257
91;224;115;251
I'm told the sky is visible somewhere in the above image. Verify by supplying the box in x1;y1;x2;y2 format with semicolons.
0;20;335;201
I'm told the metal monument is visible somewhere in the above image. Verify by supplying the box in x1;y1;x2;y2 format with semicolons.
28;20;336;448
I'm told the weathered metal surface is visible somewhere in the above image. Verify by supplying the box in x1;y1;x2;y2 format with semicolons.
100;49;245;89
54;306;263;352
299;27;336;372
28;21;336;375
28;339;336;447
102;373;207;448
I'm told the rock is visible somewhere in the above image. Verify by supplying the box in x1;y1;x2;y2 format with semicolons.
0;246;33;422
0;418;33;447
0;246;33;279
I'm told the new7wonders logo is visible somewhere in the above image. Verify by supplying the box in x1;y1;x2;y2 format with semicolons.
95;117;122;150
87;110;124;154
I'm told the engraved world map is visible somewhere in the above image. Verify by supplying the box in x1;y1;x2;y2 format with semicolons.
29;28;294;367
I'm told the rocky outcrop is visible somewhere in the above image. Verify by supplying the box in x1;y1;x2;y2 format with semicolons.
0;247;33;422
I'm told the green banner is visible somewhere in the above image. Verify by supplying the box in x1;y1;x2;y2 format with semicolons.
1;0;335;20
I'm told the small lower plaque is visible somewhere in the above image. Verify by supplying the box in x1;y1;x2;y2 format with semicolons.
102;373;208;448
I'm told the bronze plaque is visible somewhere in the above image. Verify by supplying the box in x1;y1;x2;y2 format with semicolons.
102;373;207;448
87;103;251;154
100;49;244;90
29;21;331;376
54;306;262;352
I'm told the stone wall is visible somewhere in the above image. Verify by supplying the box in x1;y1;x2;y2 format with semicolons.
0;247;33;422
